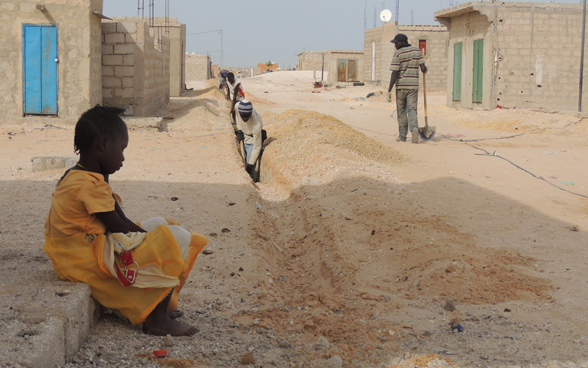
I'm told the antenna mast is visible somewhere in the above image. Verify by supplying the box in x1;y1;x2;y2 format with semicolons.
395;0;399;23
364;0;367;29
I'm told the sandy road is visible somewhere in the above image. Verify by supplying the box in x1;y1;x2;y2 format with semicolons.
1;72;588;367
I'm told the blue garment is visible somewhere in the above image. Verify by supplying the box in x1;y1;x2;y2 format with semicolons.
244;143;254;163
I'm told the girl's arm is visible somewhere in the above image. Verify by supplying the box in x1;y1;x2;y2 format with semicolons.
95;210;130;233
113;200;146;233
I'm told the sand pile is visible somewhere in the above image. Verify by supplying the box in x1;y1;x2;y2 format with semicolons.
268;109;405;166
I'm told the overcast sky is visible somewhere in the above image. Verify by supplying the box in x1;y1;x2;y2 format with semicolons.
104;0;581;69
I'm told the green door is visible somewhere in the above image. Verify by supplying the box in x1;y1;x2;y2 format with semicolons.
452;42;462;101
473;39;484;103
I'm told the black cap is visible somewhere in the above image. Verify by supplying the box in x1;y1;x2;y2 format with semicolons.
390;33;408;43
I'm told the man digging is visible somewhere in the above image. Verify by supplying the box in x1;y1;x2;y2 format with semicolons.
386;33;427;143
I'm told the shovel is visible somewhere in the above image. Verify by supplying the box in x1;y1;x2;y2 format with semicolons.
418;71;436;141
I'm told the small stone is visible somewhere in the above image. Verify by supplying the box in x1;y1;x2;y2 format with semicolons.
202;249;213;255
303;321;317;331
164;334;173;347
278;339;291;348
444;298;456;312
315;336;330;350
252;318;260;325
241;354;255;364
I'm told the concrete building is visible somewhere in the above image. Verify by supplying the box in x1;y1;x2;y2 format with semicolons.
364;23;448;90
258;62;278;74
0;0;104;121
297;50;364;85
0;1;185;122
435;1;588;111
185;53;211;81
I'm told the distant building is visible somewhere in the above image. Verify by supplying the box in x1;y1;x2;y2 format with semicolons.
436;1;588;111
257;62;278;74
297;50;364;85
364;23;448;90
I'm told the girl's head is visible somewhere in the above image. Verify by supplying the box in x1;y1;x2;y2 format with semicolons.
74;105;129;175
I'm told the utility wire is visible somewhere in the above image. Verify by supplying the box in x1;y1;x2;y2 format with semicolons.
441;134;588;200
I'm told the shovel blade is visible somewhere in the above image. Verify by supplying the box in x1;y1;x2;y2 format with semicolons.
418;126;436;141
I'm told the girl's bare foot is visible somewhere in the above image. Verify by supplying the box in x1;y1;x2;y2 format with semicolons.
143;294;197;336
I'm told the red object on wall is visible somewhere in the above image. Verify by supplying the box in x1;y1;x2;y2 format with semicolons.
419;40;427;56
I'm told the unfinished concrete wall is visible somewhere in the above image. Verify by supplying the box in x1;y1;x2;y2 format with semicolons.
297;50;364;85
0;0;103;123
363;23;448;90
151;19;185;97
185;54;211;81
102;20;169;117
297;51;326;72
436;1;588;111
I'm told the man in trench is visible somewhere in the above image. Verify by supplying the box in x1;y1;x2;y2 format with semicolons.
386;33;427;143
234;100;263;179
226;72;245;125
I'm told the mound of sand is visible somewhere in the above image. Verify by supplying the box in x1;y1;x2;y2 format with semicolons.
267;109;405;166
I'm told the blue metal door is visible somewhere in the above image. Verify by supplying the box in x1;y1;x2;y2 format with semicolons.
23;25;58;115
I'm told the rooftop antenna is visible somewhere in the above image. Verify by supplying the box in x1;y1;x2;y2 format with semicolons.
165;0;169;37
373;6;377;28
449;0;454;5
364;0;367;29
380;9;392;23
395;0;399;23
148;0;154;28
137;0;144;17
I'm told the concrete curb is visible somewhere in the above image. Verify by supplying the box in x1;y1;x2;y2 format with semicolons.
0;249;100;367
31;156;78;173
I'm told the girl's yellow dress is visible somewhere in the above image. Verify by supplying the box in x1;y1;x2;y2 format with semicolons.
43;170;207;324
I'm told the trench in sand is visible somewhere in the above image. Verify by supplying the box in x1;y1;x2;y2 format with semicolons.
234;109;553;364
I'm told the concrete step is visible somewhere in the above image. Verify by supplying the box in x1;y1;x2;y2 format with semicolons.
0;249;99;367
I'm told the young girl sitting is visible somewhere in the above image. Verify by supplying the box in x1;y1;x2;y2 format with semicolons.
43;105;207;336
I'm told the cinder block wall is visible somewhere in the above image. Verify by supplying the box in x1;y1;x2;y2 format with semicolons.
297;51;327;72
102;20;170;117
364;23;448;91
0;0;103;122
185;54;211;81
495;3;588;111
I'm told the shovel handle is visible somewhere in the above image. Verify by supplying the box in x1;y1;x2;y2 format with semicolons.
423;72;428;127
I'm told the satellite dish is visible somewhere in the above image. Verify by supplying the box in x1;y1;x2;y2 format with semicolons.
380;9;392;23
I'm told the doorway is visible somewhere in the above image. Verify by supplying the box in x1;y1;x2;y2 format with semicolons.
23;24;58;115
452;42;462;101
472;39;484;103
337;59;358;82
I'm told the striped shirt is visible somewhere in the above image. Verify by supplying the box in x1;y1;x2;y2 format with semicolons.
390;45;424;90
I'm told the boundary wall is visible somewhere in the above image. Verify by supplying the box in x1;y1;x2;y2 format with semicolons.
102;20;170;116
